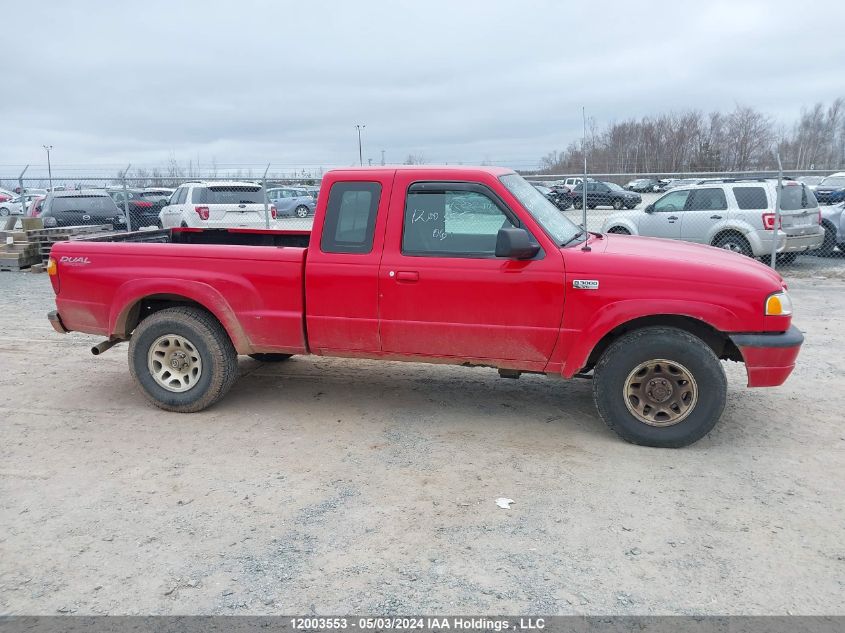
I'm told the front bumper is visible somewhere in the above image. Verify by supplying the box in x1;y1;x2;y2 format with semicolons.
729;325;803;387
47;310;70;334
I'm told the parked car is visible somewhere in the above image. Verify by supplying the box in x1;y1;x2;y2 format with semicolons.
795;176;824;190
0;193;44;216
550;176;590;192
601;179;823;259
813;175;845;205
47;165;803;448
570;181;641;210
533;184;573;211
159;181;276;228
625;178;660;193
40;190;128;228
655;179;674;192
266;187;315;218
27;195;46;217
664;178;701;190
107;188;173;228
0;187;14;203
816;200;845;256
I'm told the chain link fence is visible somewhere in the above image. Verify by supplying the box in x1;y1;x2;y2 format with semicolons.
3;168;844;272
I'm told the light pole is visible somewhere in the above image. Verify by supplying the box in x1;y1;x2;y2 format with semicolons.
355;124;366;166
43;145;53;192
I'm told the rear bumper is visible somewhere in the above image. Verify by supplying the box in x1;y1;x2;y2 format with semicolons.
729;325;803;387
47;310;70;334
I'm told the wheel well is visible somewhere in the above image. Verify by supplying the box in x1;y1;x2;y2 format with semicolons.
582;314;743;373
711;229;748;246
607;226;630;234
119;294;212;337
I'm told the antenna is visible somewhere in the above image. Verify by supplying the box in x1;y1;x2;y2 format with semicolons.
581;106;591;252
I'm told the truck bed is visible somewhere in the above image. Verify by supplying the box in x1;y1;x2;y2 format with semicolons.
51;228;311;355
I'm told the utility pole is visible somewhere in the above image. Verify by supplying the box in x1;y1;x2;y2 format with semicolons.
381;150;385;166
355;124;366;166
368;158;372;166
43;145;53;192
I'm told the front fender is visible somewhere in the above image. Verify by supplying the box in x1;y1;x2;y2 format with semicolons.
109;278;254;353
558;299;740;378
602;216;639;235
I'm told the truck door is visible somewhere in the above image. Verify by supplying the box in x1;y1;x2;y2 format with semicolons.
377;175;565;368
304;174;392;354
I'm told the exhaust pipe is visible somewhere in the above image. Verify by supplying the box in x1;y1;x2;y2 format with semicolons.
91;339;121;356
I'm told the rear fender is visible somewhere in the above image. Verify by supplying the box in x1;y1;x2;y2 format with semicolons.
109;279;253;353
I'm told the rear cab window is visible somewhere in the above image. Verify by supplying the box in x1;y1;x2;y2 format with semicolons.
320;182;381;254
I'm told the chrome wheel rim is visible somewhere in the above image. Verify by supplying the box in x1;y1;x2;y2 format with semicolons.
296;206;308;217
623;359;698;427
721;241;742;252
147;334;202;393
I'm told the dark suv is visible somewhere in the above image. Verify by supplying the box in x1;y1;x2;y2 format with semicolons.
570;181;641;210
107;188;173;228
40;191;127;229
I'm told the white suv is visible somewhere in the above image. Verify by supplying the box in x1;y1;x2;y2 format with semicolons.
601;179;824;258
159;181;276;229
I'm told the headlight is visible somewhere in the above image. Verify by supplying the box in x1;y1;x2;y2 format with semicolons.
765;291;793;316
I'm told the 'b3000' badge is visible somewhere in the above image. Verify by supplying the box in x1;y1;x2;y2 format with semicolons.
573;279;599;290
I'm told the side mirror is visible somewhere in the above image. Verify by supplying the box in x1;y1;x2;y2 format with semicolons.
645;204;655;214
495;227;540;259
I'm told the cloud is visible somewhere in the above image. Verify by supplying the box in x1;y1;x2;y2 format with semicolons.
2;0;844;177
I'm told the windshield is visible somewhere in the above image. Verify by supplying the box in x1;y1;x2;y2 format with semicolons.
607;182;624;192
820;177;845;187
499;173;581;246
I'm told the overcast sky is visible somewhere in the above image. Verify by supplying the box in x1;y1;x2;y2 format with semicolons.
2;0;844;177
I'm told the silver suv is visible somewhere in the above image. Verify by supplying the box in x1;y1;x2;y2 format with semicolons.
601;179;824;258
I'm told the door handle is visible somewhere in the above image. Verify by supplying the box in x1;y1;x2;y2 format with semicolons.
710;215;722;219
667;215;678;222
395;271;419;282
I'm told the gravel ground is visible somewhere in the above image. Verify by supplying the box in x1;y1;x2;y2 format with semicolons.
0;266;843;616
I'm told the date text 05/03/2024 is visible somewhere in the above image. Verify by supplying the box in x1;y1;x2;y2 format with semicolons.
289;617;546;630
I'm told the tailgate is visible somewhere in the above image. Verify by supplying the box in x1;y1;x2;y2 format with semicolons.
208;203;271;227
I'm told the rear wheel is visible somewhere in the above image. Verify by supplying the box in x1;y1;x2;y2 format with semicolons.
712;232;752;257
295;205;309;218
128;307;238;412
593;327;727;448
248;353;293;362
776;252;797;265
0;207;9;216
612;198;624;210
607;226;631;235
573;198;583;210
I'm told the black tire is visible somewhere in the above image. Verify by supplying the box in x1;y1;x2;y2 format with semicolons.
776;252;797;265
573;198;583;210
612;198;624;210
128;307;238;413
295;205;309;218
593;327;727;448
248;353;293;362
815;223;837;257
607;226;631;235
0;207;9;217
587;203;596;209
712;232;753;257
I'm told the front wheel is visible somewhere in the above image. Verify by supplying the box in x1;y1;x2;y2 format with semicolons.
815;223;837;257
573;198;583;210
0;207;9;217
295;205;309;218
128;307;239;412
593;327;727;448
612;198;624;210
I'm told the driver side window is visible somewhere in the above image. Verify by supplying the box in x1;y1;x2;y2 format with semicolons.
654;189;690;212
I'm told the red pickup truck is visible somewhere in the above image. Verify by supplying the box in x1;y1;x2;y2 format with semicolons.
46;166;803;447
